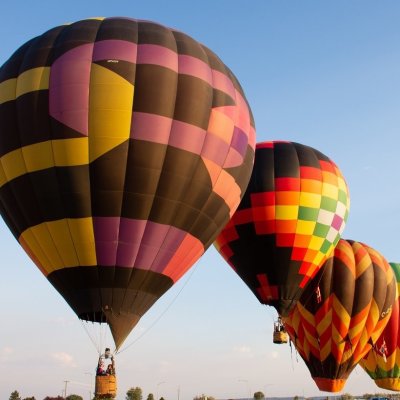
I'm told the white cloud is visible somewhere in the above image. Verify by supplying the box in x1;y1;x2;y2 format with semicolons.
270;351;279;359
51;352;77;368
0;346;14;361
233;345;252;354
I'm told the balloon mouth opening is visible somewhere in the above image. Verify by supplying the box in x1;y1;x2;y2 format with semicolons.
313;377;346;392
375;378;400;391
79;311;108;323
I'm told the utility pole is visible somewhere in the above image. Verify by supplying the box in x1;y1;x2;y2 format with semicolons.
63;380;69;399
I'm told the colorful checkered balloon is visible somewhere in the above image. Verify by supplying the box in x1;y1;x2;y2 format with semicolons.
214;141;350;316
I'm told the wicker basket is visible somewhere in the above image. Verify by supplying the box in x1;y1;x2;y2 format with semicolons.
273;330;288;344
95;375;117;398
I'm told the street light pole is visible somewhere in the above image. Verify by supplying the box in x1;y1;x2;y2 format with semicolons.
63;380;69;399
85;372;93;400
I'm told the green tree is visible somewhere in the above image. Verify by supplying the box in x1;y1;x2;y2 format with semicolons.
147;394;155;400
126;387;143;400
9;392;21;400
66;395;83;400
341;394;353;400
254;392;265;400
22;397;36;400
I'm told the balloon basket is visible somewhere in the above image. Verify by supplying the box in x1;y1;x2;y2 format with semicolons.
95;375;117;398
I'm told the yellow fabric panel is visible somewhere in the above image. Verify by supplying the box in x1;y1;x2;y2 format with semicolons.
45;220;80;267
20;223;64;274
19;229;52;274
304;327;319;350
295;219;316;235
316;308;332;336
22;141;55;172
312;251;326;267
0;160;7;187
0;138;90;188
88;63;134;162
331;325;345;360
333;295;351;327
308;236;325;251
320;338;332;361
0;78;17;104
67;218;97;266
16;67;50;98
52;138;89;166
321;182;339;199
20;218;96;273
275;205;298;220
356;252;373;278
1;148;28;183
337;175;348;192
299;192;321;208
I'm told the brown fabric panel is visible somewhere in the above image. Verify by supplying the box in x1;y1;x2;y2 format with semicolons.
17;91;52;148
49;19;101;64
0;38;35;81
0;165;91;235
307;352;353;381
172;30;209;62
95;18;138;43
372;261;396;319
174;74;213;129
137;21;177;50
122;139;230;245
293;142;324;168
224;146;256;200
0;183;26;238
50;115;89;140
352;261;374;316
94;60;136;85
133;64;177;119
0;100;19;157
48;266;173;322
90;141;129;217
18;26;65;73
212;88;236;108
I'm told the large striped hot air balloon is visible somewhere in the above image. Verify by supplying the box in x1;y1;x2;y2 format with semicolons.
214;141;350;317
360;262;400;391
284;240;396;392
0;17;255;350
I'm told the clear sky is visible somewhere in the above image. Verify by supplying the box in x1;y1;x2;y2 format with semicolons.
1;1;400;399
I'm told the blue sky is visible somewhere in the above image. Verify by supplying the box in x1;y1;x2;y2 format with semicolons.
1;1;400;399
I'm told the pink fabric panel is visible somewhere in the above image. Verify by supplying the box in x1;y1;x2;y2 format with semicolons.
93;40;138;63
49;43;94;136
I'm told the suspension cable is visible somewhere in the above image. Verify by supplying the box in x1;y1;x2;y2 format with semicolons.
116;260;200;354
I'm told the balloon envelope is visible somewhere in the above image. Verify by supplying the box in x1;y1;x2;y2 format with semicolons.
360;262;400;391
215;141;350;316
0;17;255;348
284;240;396;392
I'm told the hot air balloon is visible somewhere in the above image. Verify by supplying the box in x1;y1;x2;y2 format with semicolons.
0;17;255;351
284;240;396;392
214;141;350;321
360;263;400;391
